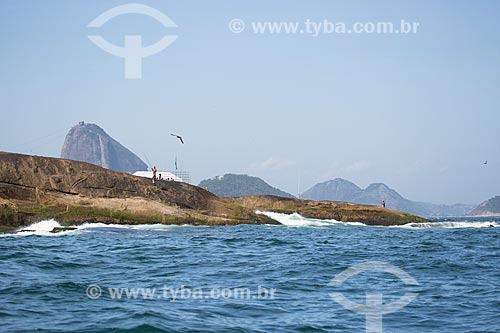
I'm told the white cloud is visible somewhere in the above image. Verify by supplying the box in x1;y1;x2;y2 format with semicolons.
321;161;370;179
345;161;370;173
248;156;295;172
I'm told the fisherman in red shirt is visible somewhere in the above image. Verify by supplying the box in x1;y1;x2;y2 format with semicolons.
152;166;157;185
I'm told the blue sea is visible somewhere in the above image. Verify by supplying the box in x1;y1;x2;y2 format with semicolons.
1;214;499;333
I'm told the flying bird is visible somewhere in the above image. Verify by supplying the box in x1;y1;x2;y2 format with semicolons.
171;133;184;144
484;160;488;165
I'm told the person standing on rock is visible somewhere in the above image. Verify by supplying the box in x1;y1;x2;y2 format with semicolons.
382;199;386;208
152;166;157;185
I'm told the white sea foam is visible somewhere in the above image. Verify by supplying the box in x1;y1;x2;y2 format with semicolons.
392;221;499;229
77;223;186;231
257;211;499;229
11;219;80;237
4;220;187;237
256;211;364;227
3;215;496;236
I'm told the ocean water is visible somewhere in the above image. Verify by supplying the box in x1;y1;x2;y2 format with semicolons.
0;214;499;333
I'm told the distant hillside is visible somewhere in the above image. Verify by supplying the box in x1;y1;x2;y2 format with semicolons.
302;178;475;218
199;174;294;198
469;196;500;216
302;178;362;202
61;122;147;173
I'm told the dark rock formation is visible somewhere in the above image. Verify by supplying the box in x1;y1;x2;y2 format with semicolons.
0;152;276;231
50;227;77;233
61;122;147;173
199;174;294;198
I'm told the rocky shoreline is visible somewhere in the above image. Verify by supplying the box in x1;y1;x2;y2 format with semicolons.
229;195;428;226
0;152;428;232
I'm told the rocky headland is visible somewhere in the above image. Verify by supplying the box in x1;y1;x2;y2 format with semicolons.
229;195;427;226
0;152;428;232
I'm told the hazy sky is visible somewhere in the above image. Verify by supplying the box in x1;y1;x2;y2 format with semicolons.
1;0;499;205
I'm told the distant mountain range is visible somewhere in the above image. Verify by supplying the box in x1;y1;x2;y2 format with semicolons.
199;175;477;217
61;122;147;173
301;178;476;218
469;196;500;216
199;174;294;198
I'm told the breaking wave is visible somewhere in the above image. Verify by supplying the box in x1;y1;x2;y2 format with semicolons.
256;211;365;227
393;221;499;229
3;214;498;237
3;220;187;237
258;212;499;229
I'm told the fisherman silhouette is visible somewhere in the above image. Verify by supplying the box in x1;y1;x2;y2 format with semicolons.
152;166;157;185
